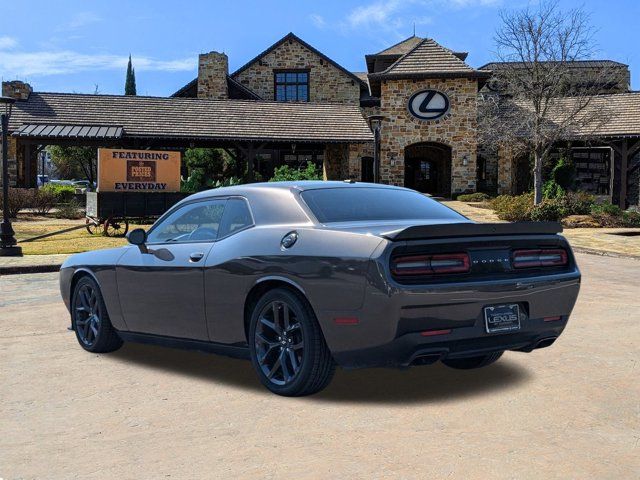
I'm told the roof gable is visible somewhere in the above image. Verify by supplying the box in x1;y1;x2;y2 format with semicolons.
381;38;479;77
231;32;366;87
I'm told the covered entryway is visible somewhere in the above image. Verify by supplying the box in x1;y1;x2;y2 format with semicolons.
404;142;452;197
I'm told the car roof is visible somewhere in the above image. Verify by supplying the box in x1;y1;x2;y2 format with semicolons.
187;181;408;200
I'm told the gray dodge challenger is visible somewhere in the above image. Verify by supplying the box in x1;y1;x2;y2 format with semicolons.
60;181;581;396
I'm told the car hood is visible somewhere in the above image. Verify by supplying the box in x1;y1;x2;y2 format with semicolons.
61;245;131;269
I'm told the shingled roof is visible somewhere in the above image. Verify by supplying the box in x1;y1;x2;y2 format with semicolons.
370;38;489;79
501;92;640;138
8;92;373;143
479;60;628;71
373;36;424;56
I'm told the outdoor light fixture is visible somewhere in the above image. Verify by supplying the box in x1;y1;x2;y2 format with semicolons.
0;95;22;256
368;115;385;184
462;155;469;166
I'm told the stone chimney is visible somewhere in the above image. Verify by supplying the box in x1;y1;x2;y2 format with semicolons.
197;52;228;100
2;80;32;100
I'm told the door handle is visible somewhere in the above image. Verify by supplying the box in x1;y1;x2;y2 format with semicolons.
189;252;205;262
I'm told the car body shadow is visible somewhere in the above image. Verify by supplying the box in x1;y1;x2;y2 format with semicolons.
111;343;532;404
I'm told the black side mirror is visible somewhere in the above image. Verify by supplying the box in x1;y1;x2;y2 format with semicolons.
127;228;148;254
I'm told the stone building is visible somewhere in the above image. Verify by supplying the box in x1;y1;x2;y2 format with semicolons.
3;32;640;205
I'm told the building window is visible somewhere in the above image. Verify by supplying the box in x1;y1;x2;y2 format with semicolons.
275;71;309;102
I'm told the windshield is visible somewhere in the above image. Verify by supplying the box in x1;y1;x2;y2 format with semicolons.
300;187;465;224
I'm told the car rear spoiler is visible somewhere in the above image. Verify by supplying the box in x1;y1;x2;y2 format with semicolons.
382;222;563;241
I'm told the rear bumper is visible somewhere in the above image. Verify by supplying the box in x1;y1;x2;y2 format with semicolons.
318;267;580;368
332;317;567;368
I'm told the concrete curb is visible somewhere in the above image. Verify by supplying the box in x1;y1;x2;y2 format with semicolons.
0;264;62;276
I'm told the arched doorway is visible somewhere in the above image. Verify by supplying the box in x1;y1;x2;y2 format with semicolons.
404;142;452;197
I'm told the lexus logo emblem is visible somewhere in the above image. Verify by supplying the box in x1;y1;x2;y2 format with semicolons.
407;90;450;120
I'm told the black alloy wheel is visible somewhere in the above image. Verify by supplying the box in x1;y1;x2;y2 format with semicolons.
255;299;304;385
72;276;123;353
249;289;335;396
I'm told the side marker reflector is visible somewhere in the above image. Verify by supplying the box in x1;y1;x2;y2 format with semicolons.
543;316;562;322
334;317;359;325
420;329;452;337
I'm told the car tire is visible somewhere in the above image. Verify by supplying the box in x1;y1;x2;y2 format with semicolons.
249;288;335;396
442;351;504;370
71;276;123;353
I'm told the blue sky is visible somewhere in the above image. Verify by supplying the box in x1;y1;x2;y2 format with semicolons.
1;0;638;96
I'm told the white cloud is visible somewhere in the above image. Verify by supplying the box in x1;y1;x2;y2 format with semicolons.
309;13;326;28
346;0;403;28
0;50;196;77
65;12;101;29
0;36;17;50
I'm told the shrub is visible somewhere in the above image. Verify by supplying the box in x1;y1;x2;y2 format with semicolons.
0;188;33;218
42;184;76;203
270;162;323;182
457;192;491;202
54;198;83;219
561;191;596;216
490;193;534;221
552;156;575;190
529;199;565;222
591;202;622;217
542;180;564;199
32;188;57;215
622;210;640;227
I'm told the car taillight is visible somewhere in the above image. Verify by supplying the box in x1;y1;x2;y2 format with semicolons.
512;249;568;269
392;253;470;276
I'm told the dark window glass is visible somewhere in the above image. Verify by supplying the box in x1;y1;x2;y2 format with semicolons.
274;70;309;102
147;199;226;243
218;198;253;238
300;188;465;224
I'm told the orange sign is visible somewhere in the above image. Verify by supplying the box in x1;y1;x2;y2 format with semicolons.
97;148;181;192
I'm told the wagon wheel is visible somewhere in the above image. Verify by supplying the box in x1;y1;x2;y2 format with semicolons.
103;216;129;237
85;217;102;235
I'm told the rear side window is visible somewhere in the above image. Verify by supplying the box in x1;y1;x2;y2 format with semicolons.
300;188;465;223
218;198;253;238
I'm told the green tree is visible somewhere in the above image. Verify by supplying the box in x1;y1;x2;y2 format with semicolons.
48;146;97;184
181;148;235;192
269;162;323;182
125;55;137;96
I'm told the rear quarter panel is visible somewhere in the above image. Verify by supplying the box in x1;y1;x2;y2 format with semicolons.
203;225;384;344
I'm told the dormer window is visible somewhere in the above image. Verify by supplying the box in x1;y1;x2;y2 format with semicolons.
275;70;309;102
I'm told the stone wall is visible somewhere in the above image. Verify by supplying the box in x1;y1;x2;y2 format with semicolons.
233;38;361;104
378;77;478;195
197;52;228;100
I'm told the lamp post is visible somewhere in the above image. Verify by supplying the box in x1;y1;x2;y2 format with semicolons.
368;115;385;184
0;95;21;256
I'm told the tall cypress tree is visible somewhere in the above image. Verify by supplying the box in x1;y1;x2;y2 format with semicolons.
125;55;137;96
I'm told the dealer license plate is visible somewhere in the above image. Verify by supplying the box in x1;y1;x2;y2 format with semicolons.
484;304;521;333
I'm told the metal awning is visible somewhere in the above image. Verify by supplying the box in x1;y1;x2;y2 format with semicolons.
13;124;124;139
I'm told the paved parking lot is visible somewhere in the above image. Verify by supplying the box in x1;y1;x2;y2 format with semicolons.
1;253;638;479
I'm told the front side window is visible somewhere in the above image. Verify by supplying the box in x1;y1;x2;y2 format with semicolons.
146;199;226;244
275;71;309;102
